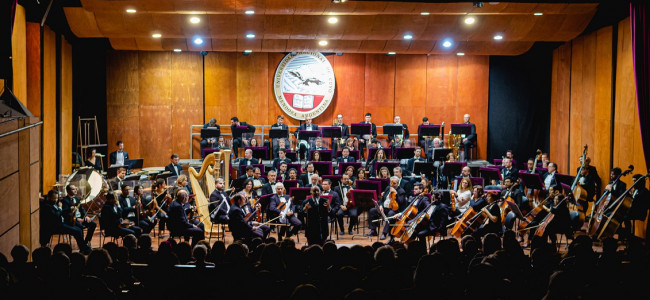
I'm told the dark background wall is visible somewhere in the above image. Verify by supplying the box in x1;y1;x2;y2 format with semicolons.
487;43;554;166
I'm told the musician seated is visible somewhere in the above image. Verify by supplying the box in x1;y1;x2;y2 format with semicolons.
377;166;391;179
118;186;153;234
388;115;410;149
228;194;266;241
84;147;102;171
101;192;142;238
305;174;322;190
200;118;221;154
313;137;328;151
175;174;193;196
61;184;97;245
428;138;443;166
406;147;426;176
153;178;171;237
353;168;367;186
500;158;519;186
454;166;473;190
167;189;205;246
625;174;649;239
367;176;407;240
240;149;259;166
541;153;550;168
294;117;319;160
334;175;358;235
109;140;129;167
367;148;388;177
261;170;279;195
502;178;527;229
273;138;290;160
343;137;357;151
394;167;413;196
134;185;159;228
40;190;91;254
310;151;322;162
209;178;231;224
525;158;542;175
268;183;301;238
539;192;572;247
469;185;487;211
471;191;502;239
272;148;292;171
252;167;266;196
300;163;317;186
605;167;627;200
287;168;301;186
342;165;356;183
277;162;288;181
450;177;472;217
543;162;558;190
110;167;127;190
238;165;255;181
413;190;450;240
337;148;354;163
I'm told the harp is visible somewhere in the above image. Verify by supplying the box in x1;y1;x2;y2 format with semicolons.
188;150;232;239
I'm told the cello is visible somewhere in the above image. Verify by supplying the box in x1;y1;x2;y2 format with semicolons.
518;192;553;231
534;196;568;238
391;192;427;238
595;173;649;240
401;202;437;243
587;165;633;236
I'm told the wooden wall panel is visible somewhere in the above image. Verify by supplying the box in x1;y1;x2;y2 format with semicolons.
593;27;613;188
26;22;41;117
457;56;489;159
426;55;459;126
171;52;203;157
0;227;19;263
139;52;172;167
204;52;238;125
329;54;366;125
42;26;57;189
0;121;19;180
236;54;269;125
569;37;583;174
60;38;73;175
364;54;396;131
395;55;427;136
11;4;26;108
106;52;140;162
550;43;571;173
0;174;20;248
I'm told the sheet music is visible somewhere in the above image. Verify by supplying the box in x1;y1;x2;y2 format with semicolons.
293;94;314;109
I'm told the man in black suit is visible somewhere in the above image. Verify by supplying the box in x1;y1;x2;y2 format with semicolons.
417;117;430;148
167;189;204;246
367;176;407;240
576;157;600;203
40;190;91;254
118;185;153;233
321;179;340;229
358;113;377;160
313;138;328;151
302;186;331;245
200;118;221;155
294;117;320;160
406;147;426;176
272;148;292;170
231;117;256;159
626;174;649;239
604;167;627;200
388;115;410;148
305;173;322;190
238;165;254;181
501;158;519;185
239;149;259;167
61;184;97;244
109;140;129;167
209;177;231;224
165;153;183;176
271;115;290;158
228;194;264;241
332;114;349;153
277;162;288;181
543;162;558;190
337;148;354;163
268;183;302;238
334;175;357;235
461;114;477;161
524;158;543;175
110;167;127;190
300;163;317;186
393;167;413;196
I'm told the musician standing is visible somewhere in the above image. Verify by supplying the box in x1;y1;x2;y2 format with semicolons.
367;176;407;240
40;190;91;254
461;114;476;161
167;189;204;246
294;117;320;160
626;174;649;240
209;178;231;224
230;117;256;159
303;186;331;245
358;113;378;160
268;183;302;238
61;185;97;245
109;140;129;167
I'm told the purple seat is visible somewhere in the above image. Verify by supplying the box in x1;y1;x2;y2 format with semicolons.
310;149;333;161
367;147;391;160
336;150;360;161
202;148;220;158
245;146;268;160
338;162;362;175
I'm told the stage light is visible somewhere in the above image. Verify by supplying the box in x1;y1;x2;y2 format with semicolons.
442;39;453;48
493;34;503;40
457;52;465;56
464;16;476;25
152;33;162;38
534;12;543;16
245;10;255;15
190;17;200;24
328;17;338;24
244;49;253;53
420;12;430;16
246;33;256;39
173;49;182;52
387;52;396;55
319;40;328;46
126;9;136;14
403;34;413;40
194;37;203;45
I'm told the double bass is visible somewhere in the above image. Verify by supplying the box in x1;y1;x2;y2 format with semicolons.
587;165;633;236
595;173;649;240
570;145;589;219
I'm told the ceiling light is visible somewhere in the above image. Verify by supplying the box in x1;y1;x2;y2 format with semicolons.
173;49;182;52
126;9;136;14
319;40;328;46
464;16;476;25
457;52;465;56
189;17;200;24
420;12;430;16
387;52;396;55
244;10;255;15
152;33;162;38
442;39;453;48
328;17;338;24
332;0;347;3
246;33;256;39
403;34;413;40
193;37;203;45
244;49;253;53
534;12;543;16
493;34;503;40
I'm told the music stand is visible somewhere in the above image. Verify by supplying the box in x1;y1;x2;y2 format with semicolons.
297;130;320;141
125;158;144;170
442;162;465;188
269;128;289;140
432;148;452;162
376;161;399;175
349;189;378;240
520;172;544;190
285;151;297;161
201;128;220;140
368;178;389;193
355;180;382;196
258;193;274;213
338;162;362;175
479;167;502;186
418;125;441;138
350;123;371;137
123;174;141;182
383;124;403;138
231;177;248;192
437;189;452;207
413;161;435;178
245;147;268;160
289;187;312;203
322;175;342;188
394;147;415;160
450;123;472;136
320;126;341;147
310;149;333;161
506;200;525;239
312;161;333;176
555;173;575;187
281;180;300;189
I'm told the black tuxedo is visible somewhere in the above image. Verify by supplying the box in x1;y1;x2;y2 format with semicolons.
501;167;519;183
299;172;317;186
101;203;142;237
261;182;277;196
397;177;413;196
228;204;264;241
272;157;292;171
119;195;154;233
231;122;256;158
209;189;231;223
368;186;407;235
608;180;627;200
168;200;204;246
61;195;96;242
40;201;90;251
109;150;129;166
337;156;354;163
302;197;331;245
542;171;557;189
239;157;259;166
165;163;182;176
268;193;302;237
406;157;426;175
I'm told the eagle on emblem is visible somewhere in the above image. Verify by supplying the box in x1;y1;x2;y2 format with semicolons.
288;70;324;86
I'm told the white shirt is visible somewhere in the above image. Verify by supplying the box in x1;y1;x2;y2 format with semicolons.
544;171;555;189
116;151;125;166
455;190;472;214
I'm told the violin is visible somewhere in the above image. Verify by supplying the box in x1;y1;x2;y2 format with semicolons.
388;190;399;211
391;192;426;238
247;197;263;223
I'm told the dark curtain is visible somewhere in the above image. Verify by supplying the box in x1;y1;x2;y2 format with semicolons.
631;1;650;171
487;43;554;166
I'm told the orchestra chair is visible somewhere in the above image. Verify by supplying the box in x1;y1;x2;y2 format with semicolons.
202;148;220;159
97;214;120;246
208;221;227;244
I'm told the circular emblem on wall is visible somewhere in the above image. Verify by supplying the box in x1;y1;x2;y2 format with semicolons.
273;52;335;120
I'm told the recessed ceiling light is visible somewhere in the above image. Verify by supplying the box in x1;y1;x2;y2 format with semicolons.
457;52;465;56
493;34;503;40
403;34;413;40
319;40;328;46
420;12;430;16
126;9;136;14
173;49;182;52
464;16;476;25
442;39;453;48
244;10;255;15
244;49;253;53
328;17;338;24
152;33;162;38
193;37;203;45
534;12;543;16
387;52;396;55
246;33;256;39
189;17;200;24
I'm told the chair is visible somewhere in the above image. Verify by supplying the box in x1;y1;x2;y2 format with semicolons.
208;221;227;244
97;214;119;246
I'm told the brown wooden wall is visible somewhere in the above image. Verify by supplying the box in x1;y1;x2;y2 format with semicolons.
550;17;647;237
111;51;489;166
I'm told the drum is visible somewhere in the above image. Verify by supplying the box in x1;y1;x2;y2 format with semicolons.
65;167;110;215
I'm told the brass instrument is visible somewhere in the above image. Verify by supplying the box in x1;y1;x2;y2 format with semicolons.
449;129;462;160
